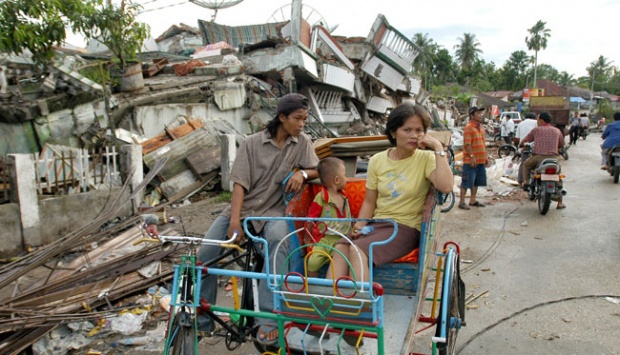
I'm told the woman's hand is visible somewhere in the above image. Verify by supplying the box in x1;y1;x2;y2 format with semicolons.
350;223;366;240
417;133;443;152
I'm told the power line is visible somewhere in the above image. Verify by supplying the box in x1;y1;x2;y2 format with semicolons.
137;0;190;14
137;0;163;6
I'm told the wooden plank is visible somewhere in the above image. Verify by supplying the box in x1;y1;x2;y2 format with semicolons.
160;170;218;199
164;126;179;140
140;118;204;155
143;131;220;181
145;58;169;77
313;138;337;151
185;146;221;176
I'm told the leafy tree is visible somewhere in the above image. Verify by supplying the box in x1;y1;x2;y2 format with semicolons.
454;33;483;71
603;70;620;95
81;2;149;70
536;64;560;82
431;48;458;86
501;50;529;90
0;0;100;66
525;20;551;87
474;60;498;91
587;55;614;84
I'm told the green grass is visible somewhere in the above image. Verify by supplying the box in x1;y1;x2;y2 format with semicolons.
213;191;232;203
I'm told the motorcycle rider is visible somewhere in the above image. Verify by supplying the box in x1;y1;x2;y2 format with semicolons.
513;113;538;186
600;112;620;170
520;112;566;209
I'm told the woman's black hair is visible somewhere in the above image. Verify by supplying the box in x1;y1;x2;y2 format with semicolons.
384;103;431;145
613;112;620;121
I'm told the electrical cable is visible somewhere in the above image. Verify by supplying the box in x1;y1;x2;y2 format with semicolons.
137;0;189;14
461;204;520;274
457;294;620;353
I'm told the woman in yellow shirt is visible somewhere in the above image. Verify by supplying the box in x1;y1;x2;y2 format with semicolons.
330;103;453;282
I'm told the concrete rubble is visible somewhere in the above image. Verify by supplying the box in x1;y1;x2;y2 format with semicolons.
0;3;524;353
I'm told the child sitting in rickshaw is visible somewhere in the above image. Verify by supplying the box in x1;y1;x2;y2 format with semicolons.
306;157;352;277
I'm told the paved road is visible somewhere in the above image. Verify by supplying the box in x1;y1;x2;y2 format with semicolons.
439;131;620;355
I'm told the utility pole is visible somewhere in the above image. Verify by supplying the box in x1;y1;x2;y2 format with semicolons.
590;70;596;113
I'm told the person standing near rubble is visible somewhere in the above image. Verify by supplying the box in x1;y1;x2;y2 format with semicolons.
196;93;319;344
501;114;515;144
458;106;488;210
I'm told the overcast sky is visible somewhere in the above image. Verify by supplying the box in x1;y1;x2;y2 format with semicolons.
70;0;620;80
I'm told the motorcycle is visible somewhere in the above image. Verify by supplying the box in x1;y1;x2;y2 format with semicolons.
526;157;567;215
606;145;620;184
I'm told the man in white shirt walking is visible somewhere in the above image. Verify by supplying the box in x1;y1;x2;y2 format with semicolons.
513;113;538;185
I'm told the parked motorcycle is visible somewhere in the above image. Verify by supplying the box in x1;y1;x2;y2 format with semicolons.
526;158;567;215
606;145;620;184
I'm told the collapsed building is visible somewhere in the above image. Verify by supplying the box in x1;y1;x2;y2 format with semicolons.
0;5;449;352
0;3;449;251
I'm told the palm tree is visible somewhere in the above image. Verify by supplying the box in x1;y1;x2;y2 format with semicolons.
412;33;437;90
525;20;551;87
557;72;575;87
587;55;614;83
587;55;614;107
453;33;482;71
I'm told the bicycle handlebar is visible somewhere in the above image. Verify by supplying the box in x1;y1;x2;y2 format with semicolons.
146;231;240;247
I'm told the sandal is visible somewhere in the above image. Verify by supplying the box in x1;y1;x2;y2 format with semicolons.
557;204;567;210
256;324;279;346
458;203;470;210
469;201;485;207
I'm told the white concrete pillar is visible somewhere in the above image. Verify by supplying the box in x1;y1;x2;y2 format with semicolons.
8;154;41;247
291;0;302;45
120;144;144;213
220;134;237;192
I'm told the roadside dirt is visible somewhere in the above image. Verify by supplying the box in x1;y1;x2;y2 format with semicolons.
164;196;230;237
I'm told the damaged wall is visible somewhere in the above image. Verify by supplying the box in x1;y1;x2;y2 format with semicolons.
0;120;39;155
133;102;271;137
37;188;132;246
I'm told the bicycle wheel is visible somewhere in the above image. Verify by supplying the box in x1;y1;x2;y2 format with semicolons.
497;145;516;158
169;311;196;355
440;191;455;213
447;147;455;168
437;249;465;355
